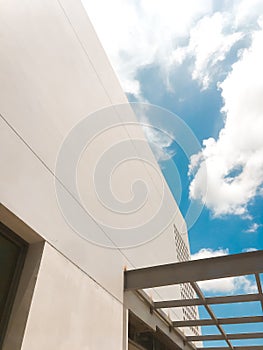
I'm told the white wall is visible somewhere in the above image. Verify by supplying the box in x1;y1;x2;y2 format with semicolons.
20;243;123;350
0;0;189;348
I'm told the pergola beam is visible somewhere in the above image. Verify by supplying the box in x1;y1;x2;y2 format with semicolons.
124;251;263;350
124;250;263;290
173;315;263;327
197;347;263;350
255;273;263;312
186;332;263;341
154;293;261;309
189;281;234;349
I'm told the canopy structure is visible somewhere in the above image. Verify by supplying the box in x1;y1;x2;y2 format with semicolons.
124;250;263;350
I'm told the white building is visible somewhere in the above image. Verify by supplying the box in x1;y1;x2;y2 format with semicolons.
0;1;199;349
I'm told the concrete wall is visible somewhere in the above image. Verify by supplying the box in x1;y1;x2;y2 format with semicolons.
19;243;123;350
0;0;190;348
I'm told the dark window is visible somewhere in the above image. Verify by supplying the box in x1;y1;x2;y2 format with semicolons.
0;222;28;346
128;312;178;350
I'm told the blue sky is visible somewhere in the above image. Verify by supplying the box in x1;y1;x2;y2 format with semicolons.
83;0;263;346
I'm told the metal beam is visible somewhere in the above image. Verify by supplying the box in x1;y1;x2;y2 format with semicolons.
124;250;263;290
255;273;263;312
190;282;234;349
187;332;263;342
154;293;261;309
154;298;202;308
173;315;263;327
173;318;214;327
197;347;263;350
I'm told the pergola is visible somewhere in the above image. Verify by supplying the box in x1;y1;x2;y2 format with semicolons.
124;250;263;350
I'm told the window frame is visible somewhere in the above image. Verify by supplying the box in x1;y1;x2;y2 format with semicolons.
0;222;28;347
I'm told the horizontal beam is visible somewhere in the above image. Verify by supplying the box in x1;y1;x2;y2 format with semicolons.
154;298;202;308
173;315;263;327
187;332;263;342
124;250;263;290
173;318;213;326
197;347;263;350
154;293;261;308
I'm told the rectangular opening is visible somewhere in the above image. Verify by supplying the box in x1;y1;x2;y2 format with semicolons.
128;311;180;350
0;222;28;347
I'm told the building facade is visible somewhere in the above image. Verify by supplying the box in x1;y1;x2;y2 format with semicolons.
0;1;199;349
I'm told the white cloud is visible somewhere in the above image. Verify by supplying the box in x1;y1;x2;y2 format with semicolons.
82;1;263;212
81;0;213;95
82;0;263;95
242;247;258;252
189;24;263;216
132;105;176;161
171;12;243;89
198;275;257;294
244;223;261;233
188;13;243;89
191;247;229;260
191;248;257;294
233;0;263;29
142;124;175;162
